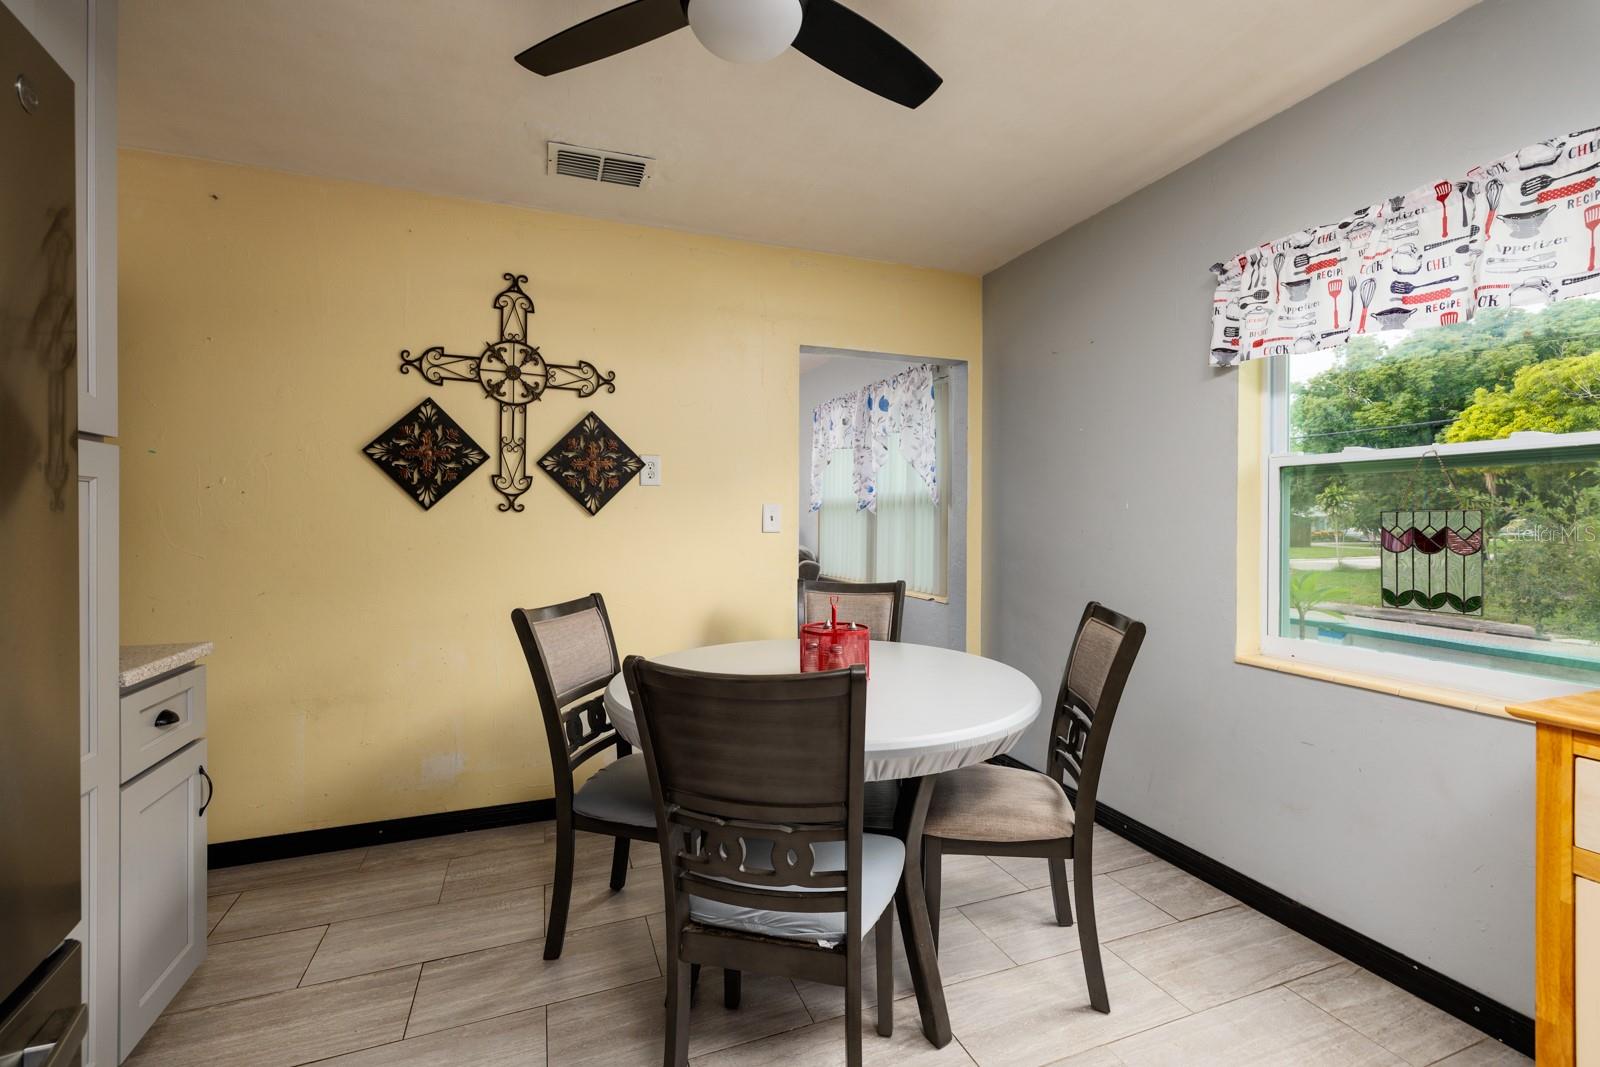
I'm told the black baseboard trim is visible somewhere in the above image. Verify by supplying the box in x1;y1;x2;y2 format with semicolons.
207;798;557;869
987;756;1533;1056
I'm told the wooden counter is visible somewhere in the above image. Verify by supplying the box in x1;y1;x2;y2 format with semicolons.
1509;690;1600;1066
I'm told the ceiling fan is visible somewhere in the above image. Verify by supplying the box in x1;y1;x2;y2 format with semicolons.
515;0;942;109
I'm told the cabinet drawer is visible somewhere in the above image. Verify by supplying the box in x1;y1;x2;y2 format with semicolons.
121;666;206;784
1580;758;1600;856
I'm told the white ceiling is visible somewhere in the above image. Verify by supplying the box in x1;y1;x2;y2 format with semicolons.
119;0;1478;274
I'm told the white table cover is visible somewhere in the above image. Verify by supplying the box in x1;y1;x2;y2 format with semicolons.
604;639;1042;782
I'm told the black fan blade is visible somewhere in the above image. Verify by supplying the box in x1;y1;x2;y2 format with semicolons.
792;0;941;109
516;0;688;76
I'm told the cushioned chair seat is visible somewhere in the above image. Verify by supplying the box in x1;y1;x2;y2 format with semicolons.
923;763;1074;843
690;834;905;948
571;752;655;827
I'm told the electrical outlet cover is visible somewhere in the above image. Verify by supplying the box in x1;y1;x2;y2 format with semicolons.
762;504;781;533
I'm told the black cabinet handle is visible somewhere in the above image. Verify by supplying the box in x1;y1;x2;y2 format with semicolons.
198;765;214;817
153;708;180;728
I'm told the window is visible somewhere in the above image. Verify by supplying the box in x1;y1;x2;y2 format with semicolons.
1262;296;1600;698
817;374;949;597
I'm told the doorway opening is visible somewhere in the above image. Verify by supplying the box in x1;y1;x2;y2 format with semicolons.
798;346;968;650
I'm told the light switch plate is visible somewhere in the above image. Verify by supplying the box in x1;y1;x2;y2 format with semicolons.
762;504;781;533
639;455;661;486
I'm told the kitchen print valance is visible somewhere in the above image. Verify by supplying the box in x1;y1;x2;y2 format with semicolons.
810;363;938;514
1209;122;1600;366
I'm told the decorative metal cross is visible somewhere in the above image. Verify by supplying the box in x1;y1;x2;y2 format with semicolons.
399;272;616;512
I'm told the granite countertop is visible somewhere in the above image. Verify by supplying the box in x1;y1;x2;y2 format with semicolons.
119;642;214;690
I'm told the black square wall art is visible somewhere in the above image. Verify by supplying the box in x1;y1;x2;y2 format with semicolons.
539;412;642;515
364;399;488;510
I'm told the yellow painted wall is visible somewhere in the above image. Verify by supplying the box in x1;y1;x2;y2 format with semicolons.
119;151;983;843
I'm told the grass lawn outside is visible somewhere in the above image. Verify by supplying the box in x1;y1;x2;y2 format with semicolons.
1289;564;1380;607
1285;557;1544;631
1292;544;1379;559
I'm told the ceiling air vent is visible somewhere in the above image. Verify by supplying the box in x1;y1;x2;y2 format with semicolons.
546;142;654;189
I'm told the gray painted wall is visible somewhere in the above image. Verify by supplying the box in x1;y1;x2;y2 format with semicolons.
980;0;1600;1013
799;350;967;649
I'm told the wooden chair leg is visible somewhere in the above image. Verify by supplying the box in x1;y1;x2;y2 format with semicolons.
689;961;701;1004
846;944;863;1067
544;818;575;960
664;956;691;1067
1074;843;1109;1013
924;837;943;947
1048;855;1074;927
610;836;630;891
893;776;952;1048
723;968;741;1009
875;907;894;1037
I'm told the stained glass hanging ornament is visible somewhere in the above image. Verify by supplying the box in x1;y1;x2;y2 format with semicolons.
1380;510;1484;615
1377;451;1484;616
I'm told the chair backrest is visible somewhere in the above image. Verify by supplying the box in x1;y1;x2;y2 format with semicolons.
797;578;907;642
798;559;822;582
511;594;625;802
1046;602;1146;831
623;657;868;940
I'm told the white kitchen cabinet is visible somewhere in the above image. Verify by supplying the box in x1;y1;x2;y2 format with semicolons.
78;440;119;1067
119;736;208;1059
84;0;117;436
5;0;118;435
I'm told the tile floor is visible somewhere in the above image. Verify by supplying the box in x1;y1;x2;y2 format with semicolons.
127;822;1532;1067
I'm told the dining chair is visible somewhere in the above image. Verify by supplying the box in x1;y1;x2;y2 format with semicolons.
509;593;660;961
920;602;1146;1013
799;578;907;832
796;575;902;831
798;577;907;642
623;658;900;1067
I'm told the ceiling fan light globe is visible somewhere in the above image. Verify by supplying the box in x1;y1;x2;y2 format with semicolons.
687;0;803;63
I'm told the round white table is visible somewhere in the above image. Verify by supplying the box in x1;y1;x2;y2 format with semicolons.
604;639;1041;782
604;638;1042;1048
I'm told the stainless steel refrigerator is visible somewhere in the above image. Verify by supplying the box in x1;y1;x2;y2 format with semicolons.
0;3;88;1064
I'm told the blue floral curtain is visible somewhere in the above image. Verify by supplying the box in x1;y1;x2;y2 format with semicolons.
809;363;939;513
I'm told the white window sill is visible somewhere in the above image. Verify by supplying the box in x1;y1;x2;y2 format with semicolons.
1235;650;1517;719
1238;641;1597;721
